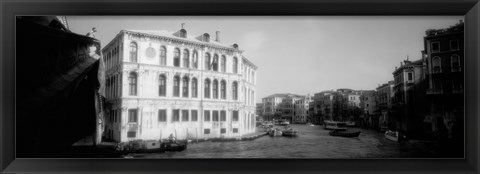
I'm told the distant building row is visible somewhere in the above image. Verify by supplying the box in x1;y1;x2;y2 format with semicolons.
257;20;464;140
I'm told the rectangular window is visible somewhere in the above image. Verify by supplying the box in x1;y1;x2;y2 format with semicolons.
407;72;413;82
158;109;167;122
173;78;180;97
127;131;136;138
182;79;188;98
432;42;440;53
450;40;459;51
128;109;137;123
191;110;198;121
172;109;180;122
220;110;226;121
192;81;197;98
182;110;189;121
204;110;211;121
204;129;210;134
233;128;238;133
212;111;219;121
232;110;239;121
220;128;226;134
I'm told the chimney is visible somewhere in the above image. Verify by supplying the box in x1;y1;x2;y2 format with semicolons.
181;23;185;29
215;31;220;42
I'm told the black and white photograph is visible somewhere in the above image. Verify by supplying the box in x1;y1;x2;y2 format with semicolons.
16;16;465;159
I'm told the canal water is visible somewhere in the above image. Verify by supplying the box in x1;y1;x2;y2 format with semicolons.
131;124;461;158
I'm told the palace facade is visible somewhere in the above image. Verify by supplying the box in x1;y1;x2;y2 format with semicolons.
101;27;257;142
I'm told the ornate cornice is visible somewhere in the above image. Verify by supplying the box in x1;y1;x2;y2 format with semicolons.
123;30;243;55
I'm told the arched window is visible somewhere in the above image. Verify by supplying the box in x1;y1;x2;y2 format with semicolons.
451;54;460;72
204;79;211;98
432;56;441;73
221;80;226;99
160;46;166;65
192;51;198;69
233;57;238;73
213;54;219;71
129;72;137;96
232;81;238;100
129;42;137;63
213;79;219;99
191;78;198;98
159;74;166;96
221;55;226;72
182;76;189;98
183;49;190;68
174;48;180;67
173;76;180;97
205;53;211;70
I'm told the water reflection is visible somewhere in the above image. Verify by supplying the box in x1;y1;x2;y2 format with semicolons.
135;124;459;158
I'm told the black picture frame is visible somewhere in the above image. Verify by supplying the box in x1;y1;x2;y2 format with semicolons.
1;0;479;173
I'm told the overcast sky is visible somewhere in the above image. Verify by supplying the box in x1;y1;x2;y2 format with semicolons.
68;16;463;103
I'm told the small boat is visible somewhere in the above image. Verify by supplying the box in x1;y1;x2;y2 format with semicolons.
279;120;290;126
115;140;166;155
385;130;407;142
282;129;298;137
346;121;356;127
268;129;283;137
323;121;347;131
164;141;187;152
329;129;361;137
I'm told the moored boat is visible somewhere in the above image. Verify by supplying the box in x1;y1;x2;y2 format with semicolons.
329;129;361;138
323;120;347;131
346;121;356;127
282;129;298;137
279;120;290;126
384;130;407;142
268;129;283;137
115;140;166;155
164;141;187;152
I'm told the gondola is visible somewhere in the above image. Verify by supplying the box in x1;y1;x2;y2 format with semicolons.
164;141;188;152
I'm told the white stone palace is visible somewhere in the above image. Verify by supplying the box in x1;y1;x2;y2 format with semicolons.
101;25;257;142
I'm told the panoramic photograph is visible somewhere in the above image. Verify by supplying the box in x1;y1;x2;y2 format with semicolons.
16;16;464;158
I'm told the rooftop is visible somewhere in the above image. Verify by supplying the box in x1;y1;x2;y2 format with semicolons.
263;93;305;99
393;58;423;75
425;20;464;37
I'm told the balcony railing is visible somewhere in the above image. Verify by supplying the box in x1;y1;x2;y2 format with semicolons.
127;123;138;130
432;67;442;74
451;66;461;72
452;88;463;94
426;89;443;95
